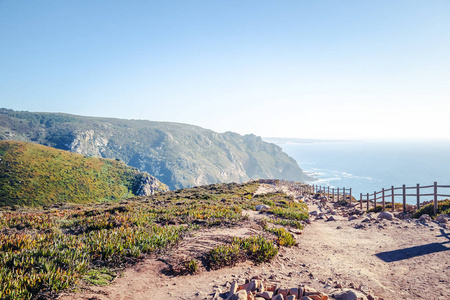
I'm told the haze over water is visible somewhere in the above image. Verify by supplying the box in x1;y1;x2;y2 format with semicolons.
277;140;450;204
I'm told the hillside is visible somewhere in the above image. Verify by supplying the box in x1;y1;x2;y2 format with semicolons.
0;108;309;190
0;141;168;206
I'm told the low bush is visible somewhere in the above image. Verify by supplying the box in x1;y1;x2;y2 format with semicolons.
413;199;450;218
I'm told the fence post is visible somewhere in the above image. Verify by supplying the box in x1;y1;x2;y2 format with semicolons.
434;181;438;215
366;193;369;210
416;184;420;210
374;191;377;209
382;188;385;211
337;188;340;202
360;193;362;209
391;186;395;212
332;188;335;202
343;187;346;203
349;188;352;204
327;186;330;198
403;185;406;213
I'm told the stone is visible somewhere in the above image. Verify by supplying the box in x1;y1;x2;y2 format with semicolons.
303;286;318;296
326;216;337;221
419;214;431;222
333;288;368;300
289;228;303;235
377;211;393;221
256;204;271;211
289;287;300;298
272;294;284;300
229;281;238;297
287;296;296;300
348;215;358;221
228;289;248;300
300;297;314;300
277;287;289;298
310;211;318;216
436;214;448;223
361;218;370;223
256;291;273;300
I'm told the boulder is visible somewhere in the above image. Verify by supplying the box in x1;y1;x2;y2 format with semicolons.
333;288;368;300
256;204;271;211
272;294;284;300
256;291;273;300
419;214;431;222
377;211;393;221
228;289;248;300
287;296;296;300
435;214;448;223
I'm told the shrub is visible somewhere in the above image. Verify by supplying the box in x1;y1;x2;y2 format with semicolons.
265;227;297;247
413;199;450;218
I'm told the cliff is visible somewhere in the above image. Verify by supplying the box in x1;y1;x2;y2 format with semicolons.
0;108;309;190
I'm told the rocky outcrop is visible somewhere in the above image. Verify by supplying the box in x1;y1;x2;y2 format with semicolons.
133;173;169;196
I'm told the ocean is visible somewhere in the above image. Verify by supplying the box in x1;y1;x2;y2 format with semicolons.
277;140;450;204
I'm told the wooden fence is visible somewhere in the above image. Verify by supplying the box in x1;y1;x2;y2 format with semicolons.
278;180;450;215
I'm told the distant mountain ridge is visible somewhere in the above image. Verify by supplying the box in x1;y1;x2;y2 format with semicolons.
0;141;168;206
0;108;309;189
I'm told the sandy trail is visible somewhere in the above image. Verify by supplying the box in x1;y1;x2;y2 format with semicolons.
59;184;450;300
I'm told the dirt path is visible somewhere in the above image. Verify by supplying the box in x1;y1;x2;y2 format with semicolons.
59;184;450;300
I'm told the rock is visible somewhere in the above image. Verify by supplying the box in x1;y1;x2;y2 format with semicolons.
228;290;248;300
348;215;358;221
277;287;289;298
377;211;393;221
229;281;238;297
326;216;337;221
256;204;271;211
435;214;448;223
289;228;303;235
133;172;169;196
303;286;318;296
305;219;311;224
256;291;273;300
310;211;318;216
361;218;370;223
419;214;431;222
289;287;300;298
333;288;368;300
287;296;296;300
336;226;342;229
272;294;284;300
300;297;314;300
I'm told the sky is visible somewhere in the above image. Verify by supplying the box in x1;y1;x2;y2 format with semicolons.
1;1;449;140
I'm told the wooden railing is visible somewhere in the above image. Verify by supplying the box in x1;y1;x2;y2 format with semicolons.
278;180;450;215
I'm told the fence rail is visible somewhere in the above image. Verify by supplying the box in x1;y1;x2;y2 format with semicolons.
277;180;450;215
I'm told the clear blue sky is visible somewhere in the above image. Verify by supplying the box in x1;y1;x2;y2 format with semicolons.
1;1;449;140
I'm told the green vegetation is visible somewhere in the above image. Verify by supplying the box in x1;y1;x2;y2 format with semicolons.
0;108;309;189
207;235;279;269
413;199;450;218
0;181;307;299
265;227;297;247
366;202;415;213
0;141;167;207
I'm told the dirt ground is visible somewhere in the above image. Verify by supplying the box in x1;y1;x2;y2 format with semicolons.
59;184;450;300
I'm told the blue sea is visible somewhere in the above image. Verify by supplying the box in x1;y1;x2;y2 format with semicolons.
277;140;450;204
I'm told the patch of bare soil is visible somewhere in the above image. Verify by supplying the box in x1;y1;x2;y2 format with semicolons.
59;184;450;300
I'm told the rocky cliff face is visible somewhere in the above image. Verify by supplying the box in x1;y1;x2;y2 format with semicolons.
133;173;169;196
0;108;310;190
